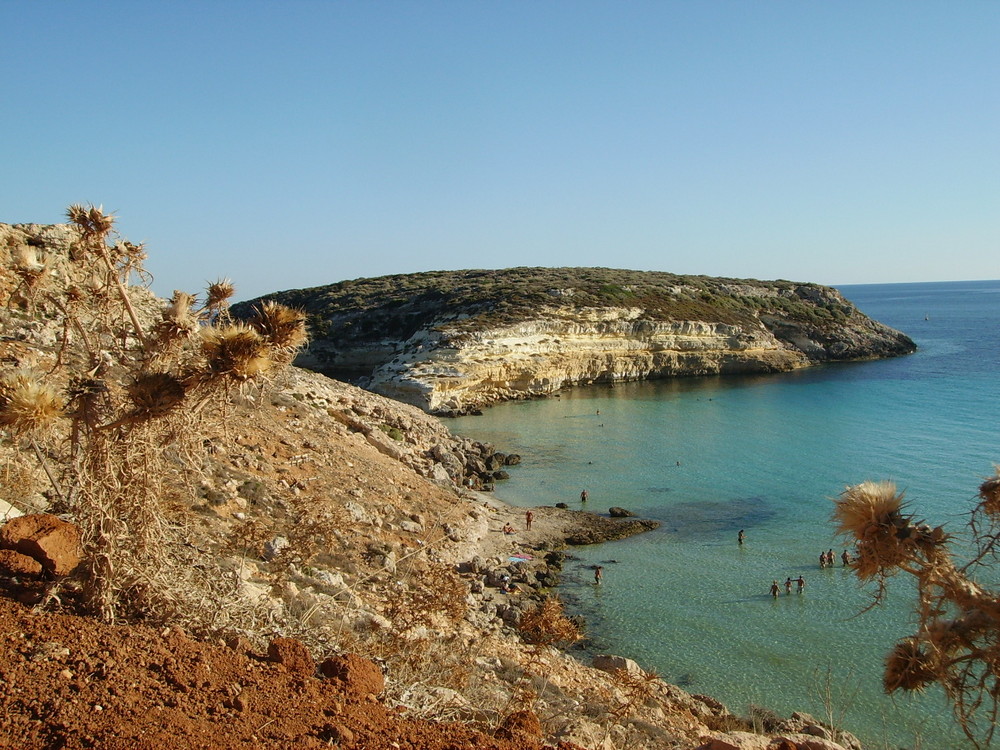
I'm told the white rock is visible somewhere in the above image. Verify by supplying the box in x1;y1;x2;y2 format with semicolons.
0;500;23;521
593;654;644;677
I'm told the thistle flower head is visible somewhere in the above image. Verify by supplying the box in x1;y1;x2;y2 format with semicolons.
205;278;236;310
153;291;200;346
66;203;115;239
834;481;919;579
978;470;1000;517
128;372;186;419
833;481;905;539
13;245;45;274
883;638;937;693
166;291;198;320
199;324;272;381
249;301;307;358
0;371;64;436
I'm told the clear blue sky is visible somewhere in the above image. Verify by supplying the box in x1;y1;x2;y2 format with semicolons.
3;1;998;301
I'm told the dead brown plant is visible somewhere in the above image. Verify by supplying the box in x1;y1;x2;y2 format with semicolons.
518;597;582;647
832;468;1000;749
0;204;307;637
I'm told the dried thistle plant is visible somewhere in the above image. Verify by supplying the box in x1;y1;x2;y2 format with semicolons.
607;666;663;721
197;324;273;382
833;473;1000;749
0;370;64;437
205;277;235;316
151;290;201;352
248;300;308;365
0;204;308;635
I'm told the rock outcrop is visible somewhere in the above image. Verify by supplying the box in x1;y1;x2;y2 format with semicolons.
238;268;916;415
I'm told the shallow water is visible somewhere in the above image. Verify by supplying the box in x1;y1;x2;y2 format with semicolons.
449;280;1000;749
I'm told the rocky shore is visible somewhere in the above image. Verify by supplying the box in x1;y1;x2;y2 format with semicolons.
0;220;868;749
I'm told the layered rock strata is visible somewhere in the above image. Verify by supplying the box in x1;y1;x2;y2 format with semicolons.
243;268;916;415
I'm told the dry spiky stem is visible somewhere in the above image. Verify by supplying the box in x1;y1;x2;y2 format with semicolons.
66;376;110;431
67;203;147;348
0;371;63;436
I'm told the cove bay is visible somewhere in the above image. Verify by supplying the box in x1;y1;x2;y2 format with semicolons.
449;280;1000;749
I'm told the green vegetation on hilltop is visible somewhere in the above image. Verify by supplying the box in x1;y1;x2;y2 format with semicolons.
237;266;862;346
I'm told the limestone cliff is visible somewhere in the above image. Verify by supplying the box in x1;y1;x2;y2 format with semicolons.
236;267;916;415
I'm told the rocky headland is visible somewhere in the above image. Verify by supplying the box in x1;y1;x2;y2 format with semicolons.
0;219;869;749
236;268;916;414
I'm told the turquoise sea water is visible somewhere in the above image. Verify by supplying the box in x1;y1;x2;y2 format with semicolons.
449;280;1000;749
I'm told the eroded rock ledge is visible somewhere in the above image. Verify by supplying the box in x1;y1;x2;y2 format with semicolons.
240;267;915;415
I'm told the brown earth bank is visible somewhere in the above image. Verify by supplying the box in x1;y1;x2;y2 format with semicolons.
0;219;866;750
0;594;576;750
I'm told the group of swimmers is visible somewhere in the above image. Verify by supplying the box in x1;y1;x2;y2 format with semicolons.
743;530;855;598
770;577;806;597
820;548;852;568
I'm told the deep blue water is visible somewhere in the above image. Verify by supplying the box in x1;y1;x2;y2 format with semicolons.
449;280;1000;749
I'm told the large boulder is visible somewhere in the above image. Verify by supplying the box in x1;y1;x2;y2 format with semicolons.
0;514;82;576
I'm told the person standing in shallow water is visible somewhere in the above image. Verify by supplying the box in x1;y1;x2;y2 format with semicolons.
770;580;780;598
594;566;603;584
796;576;805;593
738;529;745;545
784;577;792;594
580;489;588;503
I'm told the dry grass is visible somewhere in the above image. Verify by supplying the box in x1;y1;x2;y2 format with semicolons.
518;597;582;647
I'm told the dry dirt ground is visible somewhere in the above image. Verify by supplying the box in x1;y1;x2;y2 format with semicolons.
0;593;575;750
